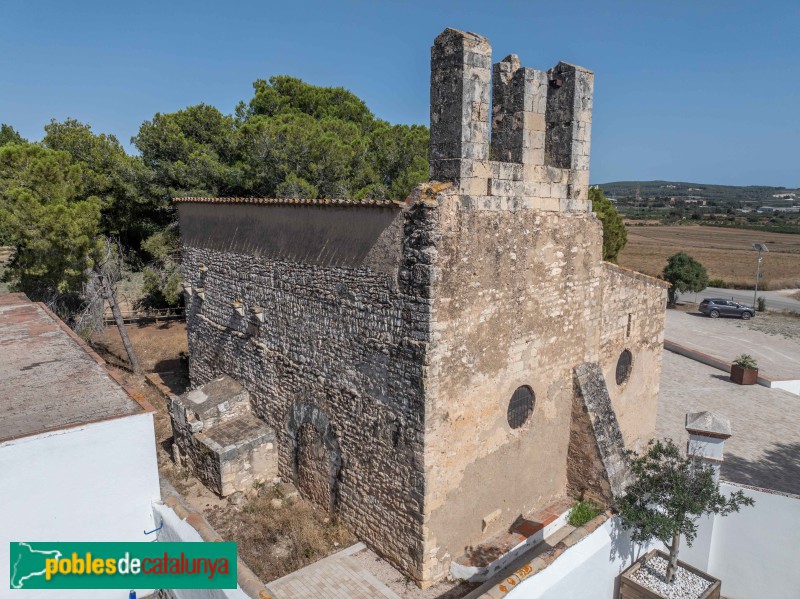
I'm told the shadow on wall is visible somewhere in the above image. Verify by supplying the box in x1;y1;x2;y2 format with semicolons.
608;517;658;598
723;441;800;496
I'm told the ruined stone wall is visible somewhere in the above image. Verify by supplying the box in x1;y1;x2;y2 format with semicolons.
177;200;434;581
420;188;605;581
599;263;668;453
429;29;594;212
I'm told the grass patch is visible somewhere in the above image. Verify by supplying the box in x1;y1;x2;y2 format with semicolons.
567;500;602;527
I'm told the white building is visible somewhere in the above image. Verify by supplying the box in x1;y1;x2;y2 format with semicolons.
0;293;160;598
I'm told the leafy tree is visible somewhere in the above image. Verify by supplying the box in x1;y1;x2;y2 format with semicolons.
244;76;375;129
237;112;365;198
42;119;158;256
0;143;103;299
0;142;142;369
662;252;709;305
133;104;241;199
362;122;429;200
590;186;627;262
131;76;430;202
618;439;753;584
0;124;25;146
139;228;183;309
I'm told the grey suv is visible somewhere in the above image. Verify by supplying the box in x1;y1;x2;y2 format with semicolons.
698;298;756;320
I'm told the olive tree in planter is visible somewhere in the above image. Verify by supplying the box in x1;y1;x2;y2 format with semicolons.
730;354;758;385
617;439;753;593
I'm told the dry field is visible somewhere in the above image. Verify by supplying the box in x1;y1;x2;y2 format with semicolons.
619;225;800;289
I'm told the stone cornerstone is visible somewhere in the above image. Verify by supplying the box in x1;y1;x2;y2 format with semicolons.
172;28;668;587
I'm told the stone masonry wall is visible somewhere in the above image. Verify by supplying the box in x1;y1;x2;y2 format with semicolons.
178;200;434;581
420;187;605;581
175;27;668;588
599;263;668;453
430;28;594;213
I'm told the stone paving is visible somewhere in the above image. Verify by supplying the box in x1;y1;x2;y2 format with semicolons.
267;543;401;599
656;351;800;495
665;310;800;380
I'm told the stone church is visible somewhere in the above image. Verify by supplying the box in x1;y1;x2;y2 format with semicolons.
170;28;667;586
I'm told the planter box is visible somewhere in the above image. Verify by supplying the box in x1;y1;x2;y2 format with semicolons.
619;549;720;599
730;364;758;385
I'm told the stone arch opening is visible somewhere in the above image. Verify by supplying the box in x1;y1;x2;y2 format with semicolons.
286;402;342;512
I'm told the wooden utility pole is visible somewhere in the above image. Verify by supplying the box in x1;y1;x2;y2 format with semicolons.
96;267;141;374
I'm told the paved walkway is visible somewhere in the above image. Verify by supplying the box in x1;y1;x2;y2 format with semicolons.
665;310;800;380
267;543;400;599
657;351;800;496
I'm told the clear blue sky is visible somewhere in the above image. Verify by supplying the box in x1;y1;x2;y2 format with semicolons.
2;0;798;186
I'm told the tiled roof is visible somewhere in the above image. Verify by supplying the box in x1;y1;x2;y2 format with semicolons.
0;293;151;443
173;197;402;208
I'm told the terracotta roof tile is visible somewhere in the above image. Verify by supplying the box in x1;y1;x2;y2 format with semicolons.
173;196;402;208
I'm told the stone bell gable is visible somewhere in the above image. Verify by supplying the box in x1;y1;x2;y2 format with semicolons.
172;28;668;587
430;28;593;211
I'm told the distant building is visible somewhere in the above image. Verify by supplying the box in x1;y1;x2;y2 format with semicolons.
0;293;160;598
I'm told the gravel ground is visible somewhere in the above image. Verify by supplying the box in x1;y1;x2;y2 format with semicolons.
630;554;712;599
736;311;800;340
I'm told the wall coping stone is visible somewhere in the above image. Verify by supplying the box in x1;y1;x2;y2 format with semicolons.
173;197;402;208
602;261;671;288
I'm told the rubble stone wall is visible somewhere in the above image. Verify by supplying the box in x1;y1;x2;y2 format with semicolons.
178;201;434;580
175;27;668;588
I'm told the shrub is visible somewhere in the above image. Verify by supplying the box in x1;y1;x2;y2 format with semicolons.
708;278;731;289
757;296;766;312
733;354;758;370
568;500;602;527
663;252;709;305
618;439;754;584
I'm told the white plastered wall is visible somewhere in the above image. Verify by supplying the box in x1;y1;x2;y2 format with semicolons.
0;413;160;598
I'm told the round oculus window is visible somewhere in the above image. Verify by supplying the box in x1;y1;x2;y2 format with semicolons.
616;349;633;385
507;385;535;429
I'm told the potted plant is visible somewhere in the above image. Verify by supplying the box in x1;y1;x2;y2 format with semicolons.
617;439;754;599
730;354;758;385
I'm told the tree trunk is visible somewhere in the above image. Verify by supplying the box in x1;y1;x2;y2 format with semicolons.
667;286;677;306
96;268;141;374
665;532;681;584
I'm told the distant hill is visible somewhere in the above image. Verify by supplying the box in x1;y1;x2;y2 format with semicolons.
597;181;800;206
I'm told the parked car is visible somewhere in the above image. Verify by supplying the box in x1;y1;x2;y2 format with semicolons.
698;298;756;320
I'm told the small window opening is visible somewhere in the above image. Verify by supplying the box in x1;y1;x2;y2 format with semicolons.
507;386;535;429
616;350;633;386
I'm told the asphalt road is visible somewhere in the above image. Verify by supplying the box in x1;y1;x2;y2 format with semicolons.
679;287;800;311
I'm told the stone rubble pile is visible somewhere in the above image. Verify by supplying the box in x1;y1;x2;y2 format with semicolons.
630;554;712;599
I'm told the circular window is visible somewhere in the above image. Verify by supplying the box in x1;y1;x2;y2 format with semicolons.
507;386;535;429
616;350;633;385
